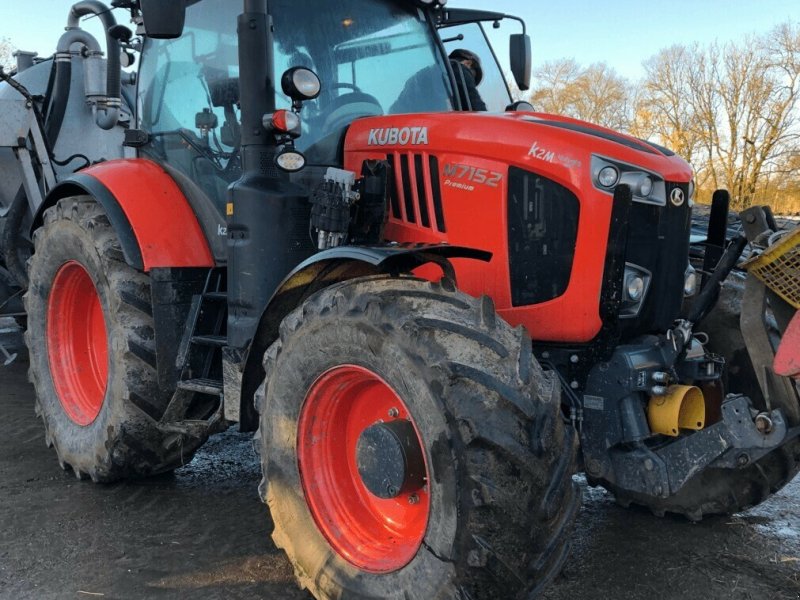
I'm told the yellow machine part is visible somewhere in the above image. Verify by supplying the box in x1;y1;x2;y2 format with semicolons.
647;385;706;437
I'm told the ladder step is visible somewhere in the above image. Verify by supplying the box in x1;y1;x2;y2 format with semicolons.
177;378;224;396
191;334;226;348
203;291;227;302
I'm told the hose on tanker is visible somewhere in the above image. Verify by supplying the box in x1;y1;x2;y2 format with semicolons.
45;1;122;145
68;0;121;130
44;60;72;146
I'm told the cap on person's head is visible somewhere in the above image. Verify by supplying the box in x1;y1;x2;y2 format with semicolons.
449;48;483;85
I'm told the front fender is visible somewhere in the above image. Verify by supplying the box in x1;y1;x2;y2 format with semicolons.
234;244;492;430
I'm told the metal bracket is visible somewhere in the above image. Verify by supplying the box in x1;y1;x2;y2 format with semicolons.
740;274;800;423
602;395;793;498
0;97;56;214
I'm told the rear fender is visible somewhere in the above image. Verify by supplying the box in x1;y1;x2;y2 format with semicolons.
34;159;214;271
233;244;492;430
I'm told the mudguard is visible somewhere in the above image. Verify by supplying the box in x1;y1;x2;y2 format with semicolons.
233;244;492;430
35;159;214;272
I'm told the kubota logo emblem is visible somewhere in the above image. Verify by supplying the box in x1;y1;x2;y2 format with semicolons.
670;188;685;206
368;127;429;146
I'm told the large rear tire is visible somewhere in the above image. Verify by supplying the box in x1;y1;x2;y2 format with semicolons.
257;277;580;599
25;196;209;482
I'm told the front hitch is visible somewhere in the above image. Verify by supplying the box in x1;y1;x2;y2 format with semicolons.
608;394;798;499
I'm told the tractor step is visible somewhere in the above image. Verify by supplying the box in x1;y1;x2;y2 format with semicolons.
191;334;227;348
203;291;227;302
177;378;224;396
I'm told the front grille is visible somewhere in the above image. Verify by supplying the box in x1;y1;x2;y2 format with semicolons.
387;152;446;233
620;181;692;337
508;167;580;306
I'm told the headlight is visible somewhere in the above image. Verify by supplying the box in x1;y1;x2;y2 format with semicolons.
276;149;306;172
591;155;666;206
281;67;321;101
598;166;619;188
684;265;698;297
639;175;653;198
620;263;652;318
626;275;645;301
688;180;695;201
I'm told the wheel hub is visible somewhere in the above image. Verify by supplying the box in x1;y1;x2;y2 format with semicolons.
356;420;426;499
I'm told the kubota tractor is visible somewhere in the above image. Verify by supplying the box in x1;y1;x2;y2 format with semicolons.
0;1;798;598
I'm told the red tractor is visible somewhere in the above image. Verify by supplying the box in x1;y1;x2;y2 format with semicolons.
0;1;798;598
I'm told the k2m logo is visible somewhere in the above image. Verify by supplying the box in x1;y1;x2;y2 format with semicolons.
442;163;503;188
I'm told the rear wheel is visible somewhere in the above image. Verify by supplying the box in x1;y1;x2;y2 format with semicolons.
258;277;580;599
25;196;209;482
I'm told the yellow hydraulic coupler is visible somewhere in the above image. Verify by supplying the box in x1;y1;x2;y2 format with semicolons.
647;385;706;437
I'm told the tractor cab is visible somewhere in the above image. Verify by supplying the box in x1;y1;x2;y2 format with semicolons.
135;0;528;195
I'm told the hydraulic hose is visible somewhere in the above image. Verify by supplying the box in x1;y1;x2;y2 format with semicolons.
687;235;749;325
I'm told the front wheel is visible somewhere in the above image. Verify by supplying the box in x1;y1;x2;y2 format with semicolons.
257;277;579;599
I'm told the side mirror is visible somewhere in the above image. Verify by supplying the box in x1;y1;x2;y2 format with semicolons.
506;100;534;112
140;0;186;40
510;33;531;91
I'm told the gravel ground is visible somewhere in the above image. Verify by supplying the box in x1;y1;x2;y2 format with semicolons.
1;320;798;600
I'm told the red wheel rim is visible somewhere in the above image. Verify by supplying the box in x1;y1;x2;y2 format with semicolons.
298;365;430;573
47;261;109;426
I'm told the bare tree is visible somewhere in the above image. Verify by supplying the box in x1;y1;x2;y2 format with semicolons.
634;23;800;210
633;45;707;175
527;59;632;130
0;37;15;71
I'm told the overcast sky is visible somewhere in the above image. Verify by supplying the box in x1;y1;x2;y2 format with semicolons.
1;0;797;79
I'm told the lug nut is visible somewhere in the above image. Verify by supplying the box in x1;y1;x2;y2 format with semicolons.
388;407;399;418
408;494;419;505
755;413;774;434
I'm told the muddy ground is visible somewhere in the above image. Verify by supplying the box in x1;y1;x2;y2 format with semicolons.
1;321;798;600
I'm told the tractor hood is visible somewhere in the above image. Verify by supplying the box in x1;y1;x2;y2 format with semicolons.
342;110;695;345
343;111;693;189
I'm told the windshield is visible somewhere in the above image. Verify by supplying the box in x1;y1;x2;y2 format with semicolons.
271;0;455;159
439;22;512;113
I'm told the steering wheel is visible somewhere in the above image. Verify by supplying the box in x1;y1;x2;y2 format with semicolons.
328;82;362;94
320;90;383;132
